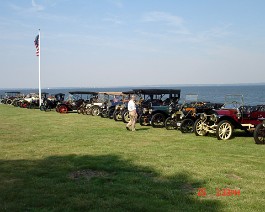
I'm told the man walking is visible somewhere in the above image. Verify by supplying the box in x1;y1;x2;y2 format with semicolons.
126;95;137;131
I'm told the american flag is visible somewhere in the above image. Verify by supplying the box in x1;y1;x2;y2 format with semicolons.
34;34;39;56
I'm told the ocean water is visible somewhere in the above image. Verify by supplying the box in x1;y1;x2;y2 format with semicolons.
1;85;265;106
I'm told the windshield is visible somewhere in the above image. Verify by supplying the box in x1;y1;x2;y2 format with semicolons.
223;94;243;109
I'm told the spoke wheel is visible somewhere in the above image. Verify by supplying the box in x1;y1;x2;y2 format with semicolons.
91;107;100;116
101;109;108;118
108;108;115;119
113;111;122;121
165;117;177;130
254;124;265;144
59;105;68;113
216;120;233;140
122;110;130;123
180;119;194;133
139;115;150;126
194;119;208;136
151;113;165;128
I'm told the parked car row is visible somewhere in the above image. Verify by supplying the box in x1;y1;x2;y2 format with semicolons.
1;89;265;144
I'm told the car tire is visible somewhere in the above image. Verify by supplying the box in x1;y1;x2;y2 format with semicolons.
59;105;68;113
91;106;100;116
113;110;122;121
77;107;82;114
108;108;115;119
254;123;265;144
139;114;150;126
151;113;165;128
180;119;195;133
194;119;208;136
216;120;234;140
122;110;130;123
165;117;177;130
100;109;108;118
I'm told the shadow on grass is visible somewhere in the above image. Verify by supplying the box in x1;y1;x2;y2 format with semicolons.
136;128;150;131
0;155;222;211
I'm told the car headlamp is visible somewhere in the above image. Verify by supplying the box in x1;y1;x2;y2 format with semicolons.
200;113;207;121
210;114;218;122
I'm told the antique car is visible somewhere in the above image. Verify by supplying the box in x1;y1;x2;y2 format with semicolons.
137;89;181;128
56;91;98;113
194;94;265;140
165;94;224;133
253;119;265;144
1;91;21;104
18;93;48;109
112;91;134;121
27;92;49;109
90;92;124;117
40;93;65;111
99;92;130;118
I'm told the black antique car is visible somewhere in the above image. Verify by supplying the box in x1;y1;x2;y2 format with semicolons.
131;89;181;127
100;92;131;118
194;95;265;140
1;91;21;104
40;93;65;111
165;94;224;133
56;91;98;113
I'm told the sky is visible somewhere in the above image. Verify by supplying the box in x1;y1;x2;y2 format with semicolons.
0;0;265;88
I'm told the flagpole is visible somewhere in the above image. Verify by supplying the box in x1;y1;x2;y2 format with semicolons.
38;29;41;108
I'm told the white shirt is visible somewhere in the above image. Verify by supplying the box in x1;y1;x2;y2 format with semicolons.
128;99;136;112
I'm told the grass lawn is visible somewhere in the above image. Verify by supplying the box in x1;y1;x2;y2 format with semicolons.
0;104;264;211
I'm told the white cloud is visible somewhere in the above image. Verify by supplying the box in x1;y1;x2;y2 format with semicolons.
103;16;123;25
143;11;183;26
9;0;45;13
31;0;45;11
108;0;123;8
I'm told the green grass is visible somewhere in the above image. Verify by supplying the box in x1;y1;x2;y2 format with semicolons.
0;104;264;211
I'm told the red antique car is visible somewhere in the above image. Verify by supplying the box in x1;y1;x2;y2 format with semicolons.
194;95;265;140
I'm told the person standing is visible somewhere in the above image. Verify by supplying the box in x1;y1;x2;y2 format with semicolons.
126;95;137;131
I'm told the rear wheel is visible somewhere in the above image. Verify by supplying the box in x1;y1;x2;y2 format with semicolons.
180;119;195;133
91;106;100;116
122;110;130;123
254;123;265;144
216;120;233;140
151;113;165;128
194;119;208;136
113;111;122;121
139;114;150;126
165;117;177;130
77;107;83;114
40;105;45;111
101;109;108;118
108;108;115;119
85;107;92;115
59;105;68;113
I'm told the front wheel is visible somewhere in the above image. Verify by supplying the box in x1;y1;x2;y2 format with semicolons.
151;113;165;128
91;106;100;116
108;108;115;119
59;105;68;113
101;109;108;118
122;110;130;123
194;119;208;136
180;119;195;133
139;114;150;126
113;110;122;121
216;120;233;140
165;117;177;130
254;123;265;144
